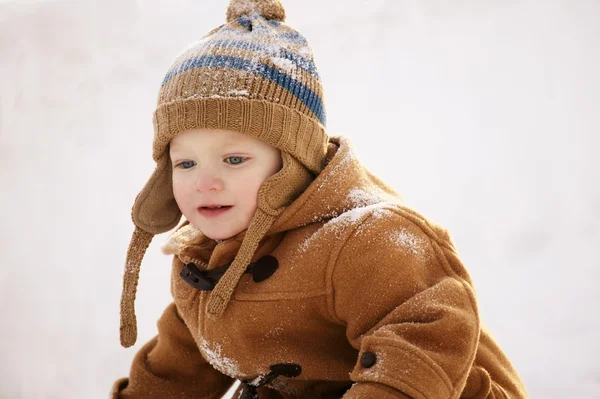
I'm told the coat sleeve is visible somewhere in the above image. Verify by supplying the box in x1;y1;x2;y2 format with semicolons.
331;209;480;399
111;302;234;399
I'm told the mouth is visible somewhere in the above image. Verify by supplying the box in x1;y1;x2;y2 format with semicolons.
198;205;233;210
197;205;233;218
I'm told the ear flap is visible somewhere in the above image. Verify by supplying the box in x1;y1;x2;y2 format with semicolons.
131;153;182;234
120;154;182;348
257;152;314;215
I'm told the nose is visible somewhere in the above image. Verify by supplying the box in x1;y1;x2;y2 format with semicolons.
195;169;224;192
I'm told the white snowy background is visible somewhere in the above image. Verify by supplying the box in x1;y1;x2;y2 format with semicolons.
1;0;598;398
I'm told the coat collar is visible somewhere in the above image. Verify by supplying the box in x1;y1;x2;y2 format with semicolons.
269;135;402;234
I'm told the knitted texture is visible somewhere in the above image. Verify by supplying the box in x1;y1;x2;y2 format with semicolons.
153;99;326;175
119;0;329;347
152;4;327;173
120;227;154;348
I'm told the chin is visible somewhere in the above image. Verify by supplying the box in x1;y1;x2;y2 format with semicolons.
190;218;247;241
203;228;239;241
207;233;233;241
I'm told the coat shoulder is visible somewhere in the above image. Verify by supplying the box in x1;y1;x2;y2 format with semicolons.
293;201;457;267
329;202;471;288
335;202;456;254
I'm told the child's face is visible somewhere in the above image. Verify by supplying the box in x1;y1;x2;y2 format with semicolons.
169;129;282;241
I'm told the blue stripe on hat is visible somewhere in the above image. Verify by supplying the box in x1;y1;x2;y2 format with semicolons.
161;55;326;125
188;39;319;78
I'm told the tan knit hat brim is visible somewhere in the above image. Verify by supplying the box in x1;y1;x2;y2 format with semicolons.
152;98;327;174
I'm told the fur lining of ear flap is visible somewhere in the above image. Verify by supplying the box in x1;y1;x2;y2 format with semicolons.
161;222;205;256
132;153;182;234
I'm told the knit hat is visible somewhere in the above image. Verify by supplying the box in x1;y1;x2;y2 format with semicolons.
119;0;329;347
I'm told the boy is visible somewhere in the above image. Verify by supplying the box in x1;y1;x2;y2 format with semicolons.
113;0;528;398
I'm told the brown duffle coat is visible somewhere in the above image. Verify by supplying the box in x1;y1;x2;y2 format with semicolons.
112;136;528;398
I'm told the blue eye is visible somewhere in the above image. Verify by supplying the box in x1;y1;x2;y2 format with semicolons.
179;161;196;169
226;156;246;165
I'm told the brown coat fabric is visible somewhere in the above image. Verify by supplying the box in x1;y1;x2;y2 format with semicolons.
113;136;528;398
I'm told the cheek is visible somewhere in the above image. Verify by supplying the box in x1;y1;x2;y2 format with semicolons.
172;176;193;207
233;175;264;203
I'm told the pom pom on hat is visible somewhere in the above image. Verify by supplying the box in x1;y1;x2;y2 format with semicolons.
226;0;286;23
